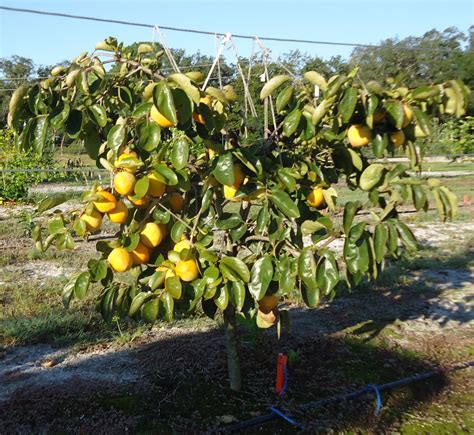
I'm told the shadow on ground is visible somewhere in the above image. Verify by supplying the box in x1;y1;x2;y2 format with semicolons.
0;242;472;433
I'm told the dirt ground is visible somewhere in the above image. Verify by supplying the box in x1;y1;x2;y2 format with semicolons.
0;204;473;433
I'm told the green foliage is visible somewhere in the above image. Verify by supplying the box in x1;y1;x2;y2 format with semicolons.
0;128;54;201
419;116;474;155
6;37;468;336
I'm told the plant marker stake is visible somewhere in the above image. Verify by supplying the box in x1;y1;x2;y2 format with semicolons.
276;353;288;395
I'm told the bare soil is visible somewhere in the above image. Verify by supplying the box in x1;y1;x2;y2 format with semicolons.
0;207;473;433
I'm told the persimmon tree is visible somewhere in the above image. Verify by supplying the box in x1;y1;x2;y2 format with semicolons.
8;37;469;390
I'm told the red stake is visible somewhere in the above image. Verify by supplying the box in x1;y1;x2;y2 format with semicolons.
276;353;288;395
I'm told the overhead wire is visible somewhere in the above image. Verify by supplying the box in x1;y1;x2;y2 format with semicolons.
0;5;464;54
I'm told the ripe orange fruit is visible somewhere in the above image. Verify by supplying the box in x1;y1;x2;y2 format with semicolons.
131;242;150;265
108;247;133;273
307;187;325;208
93;190;117;213
175;259;199;282
390;130;405;148
347;124;372;148
170;192;185;212
114;172;136;196
150;105;176;128
107;200;128;224
174;238;191;253
147;172;166;197
401;103;414;128
140;222;165;248
156;265;176;279
127;195;150;207
223;185;240;201
193;96;212;124
114;150;138;173
256;309;277;328
258;294;279;314
80;209;103;232
232;165;245;187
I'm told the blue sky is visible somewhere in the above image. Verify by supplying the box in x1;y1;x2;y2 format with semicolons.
0;0;472;69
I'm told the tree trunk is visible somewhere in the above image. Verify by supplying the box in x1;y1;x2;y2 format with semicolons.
224;306;241;391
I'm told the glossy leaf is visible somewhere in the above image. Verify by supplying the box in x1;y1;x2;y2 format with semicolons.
248;256;274;301
270;189;300;219
220;257;251;283
338;87;358;123
213;152;234;186
153;81;177;125
260;74;291;99
171;137;189;170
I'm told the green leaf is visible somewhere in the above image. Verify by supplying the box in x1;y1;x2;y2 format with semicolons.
269;189;300;219
141;298;159;323
37;193;68;215
283;108;301;137
385;221;398;254
219;257;251;283
100;287;117;323
214;284;229;310
213;152;234;186
153;81;177;125
248;256;273;301
160;292;174;322
343;201;360;235
129;291;152;316
277;257;295;295
303;71;327;90
411;86;439;100
88;104;107;127
32;115;48;155
360;164;385;191
338;87;358;123
230;223;248;242
347;148;363;171
65;110;83;138
139;122;161;152
153;163;178;185
74;272;90;299
173;88;193;125
371;133;388;158
132;102;153;118
374;223;388;263
62;276;76;309
56;233;75;250
88;259;108;282
84;127;101;160
229;280;246;310
276;86;294;113
412;185;427;211
255;204;270;235
171;220;187;243
439;186;458;220
48;216;65;235
171;137;189;170
311;99;328;126
165;276;183;299
134;176;150;198
316;251;339;296
260;74;291;100
107;124;126;152
395;221;417;252
384;100;404;129
298;247;318;289
412;107;432;136
168;73;200;104
49;102;70;130
277;168;297;192
301;220;326;235
216;213;242;230
302;286;320;308
118;86;133;107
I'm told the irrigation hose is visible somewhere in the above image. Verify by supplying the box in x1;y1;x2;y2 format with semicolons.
221;360;474;433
